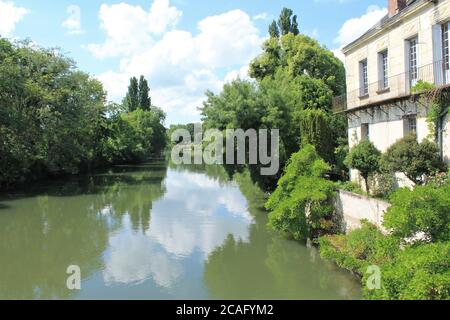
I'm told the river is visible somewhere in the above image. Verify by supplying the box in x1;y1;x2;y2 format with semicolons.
0;161;361;300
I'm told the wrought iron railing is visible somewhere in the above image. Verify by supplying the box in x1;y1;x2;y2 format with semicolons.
332;60;450;113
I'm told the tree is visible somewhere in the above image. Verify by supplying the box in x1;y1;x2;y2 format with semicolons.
124;77;139;112
344;140;381;193
268;20;280;38
278;8;294;36
291;15;299;35
138;75;151;111
249;34;345;95
383;180;450;243
380;134;445;185
266;145;335;240
366;242;450;300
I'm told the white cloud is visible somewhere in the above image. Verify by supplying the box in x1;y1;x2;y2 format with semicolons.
87;0;181;59
332;5;387;63
0;1;28;37
334;5;387;48
253;13;269;21
90;2;264;124
62;5;84;35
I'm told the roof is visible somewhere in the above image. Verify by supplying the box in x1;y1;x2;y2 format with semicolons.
342;0;431;54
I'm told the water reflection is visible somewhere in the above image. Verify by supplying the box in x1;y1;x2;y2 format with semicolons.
0;162;361;300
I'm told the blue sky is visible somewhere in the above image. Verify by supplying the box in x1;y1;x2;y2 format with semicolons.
1;0;388;124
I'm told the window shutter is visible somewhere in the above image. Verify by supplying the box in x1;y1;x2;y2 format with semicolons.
432;24;443;85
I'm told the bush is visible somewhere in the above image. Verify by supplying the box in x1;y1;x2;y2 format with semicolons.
344;140;381;193
365;242;450;300
319;221;400;274
266;145;336;240
383;181;450;243
380;134;445;185
371;172;397;199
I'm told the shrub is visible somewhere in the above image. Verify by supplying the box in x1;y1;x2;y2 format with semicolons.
380;134;445;185
319;221;400;274
383;181;450;243
266;145;336;240
365;242;450;300
344;140;381;193
372;172;397;199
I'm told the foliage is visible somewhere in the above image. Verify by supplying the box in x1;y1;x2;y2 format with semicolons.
123;75;152;112
266;145;336;240
276;8;299;36
383;181;450;243
0;38;166;189
365;242;450;300
371;172;398;199
0;39;108;187
380;134;445;185
106;108;166;163
411;81;447;138
319;221;400;274
249;34;345;96
344;140;381;193
335;181;365;195
268;20;280;38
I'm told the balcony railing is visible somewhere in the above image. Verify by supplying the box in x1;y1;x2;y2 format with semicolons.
332;60;450;113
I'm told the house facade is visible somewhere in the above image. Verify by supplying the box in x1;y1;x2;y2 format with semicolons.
335;0;450;187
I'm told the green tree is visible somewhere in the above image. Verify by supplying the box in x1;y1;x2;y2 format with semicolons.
380;134;445;185
124;76;139;112
268;20;280;38
344;140;381;193
366;242;450;300
383;181;450;243
278;8;296;36
138;75;151;111
266;145;335;240
291;15;299;35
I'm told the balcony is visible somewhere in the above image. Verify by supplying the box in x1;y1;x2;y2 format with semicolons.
332;60;450;114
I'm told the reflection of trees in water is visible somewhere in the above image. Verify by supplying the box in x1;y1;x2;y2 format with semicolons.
0;162;168;299
204;227;361;300
203;170;361;300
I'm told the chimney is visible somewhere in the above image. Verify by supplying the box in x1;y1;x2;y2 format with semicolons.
388;0;407;17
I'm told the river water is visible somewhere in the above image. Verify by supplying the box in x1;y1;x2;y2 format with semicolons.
0;162;361;300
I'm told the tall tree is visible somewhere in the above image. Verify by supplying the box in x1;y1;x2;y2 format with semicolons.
124;77;139;112
268;20;280;38
291;15;299;35
138;75;151;111
278;8;294;36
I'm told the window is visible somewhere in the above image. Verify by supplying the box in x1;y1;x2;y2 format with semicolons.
360;59;369;96
361;123;370;140
408;37;418;86
404;116;417;138
443;23;450;84
379;50;389;90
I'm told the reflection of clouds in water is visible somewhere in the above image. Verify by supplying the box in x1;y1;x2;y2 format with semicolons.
149;170;253;258
103;216;183;288
102;169;254;288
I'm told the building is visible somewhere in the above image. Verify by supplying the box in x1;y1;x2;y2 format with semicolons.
335;0;450;187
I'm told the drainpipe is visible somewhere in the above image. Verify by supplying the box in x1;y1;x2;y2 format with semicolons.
438;106;449;161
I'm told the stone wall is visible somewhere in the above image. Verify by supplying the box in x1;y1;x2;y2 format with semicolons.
333;190;391;233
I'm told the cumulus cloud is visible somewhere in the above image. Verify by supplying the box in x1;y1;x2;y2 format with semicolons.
62;5;84;35
0;0;28;37
334;5;387;48
87;0;181;59
331;5;387;62
90;1;264;124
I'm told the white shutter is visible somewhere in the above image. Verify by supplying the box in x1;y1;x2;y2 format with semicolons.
432;24;443;85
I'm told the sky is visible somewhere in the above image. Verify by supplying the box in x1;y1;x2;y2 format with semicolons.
0;0;388;125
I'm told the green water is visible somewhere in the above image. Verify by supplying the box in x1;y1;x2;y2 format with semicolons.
0;162;361;300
